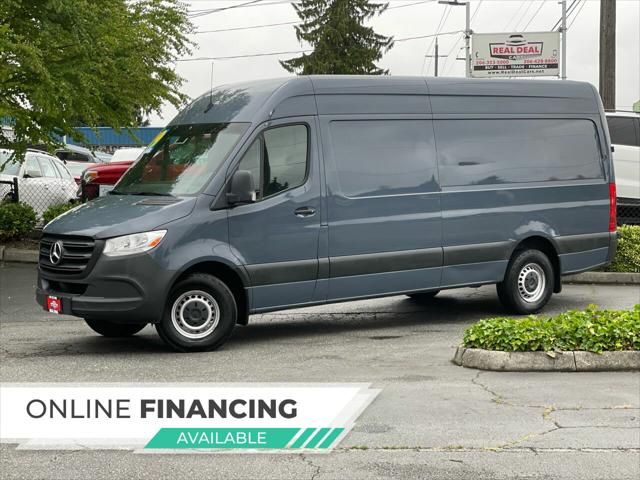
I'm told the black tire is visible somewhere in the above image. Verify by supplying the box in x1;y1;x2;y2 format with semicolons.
156;273;237;352
407;290;440;301
496;249;554;314
84;318;146;337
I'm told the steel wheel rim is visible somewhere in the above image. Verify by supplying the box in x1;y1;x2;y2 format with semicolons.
171;290;220;339
517;263;546;304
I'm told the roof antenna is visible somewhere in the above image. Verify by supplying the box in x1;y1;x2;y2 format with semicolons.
204;61;215;114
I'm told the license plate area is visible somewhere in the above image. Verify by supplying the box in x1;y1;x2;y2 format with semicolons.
46;295;63;314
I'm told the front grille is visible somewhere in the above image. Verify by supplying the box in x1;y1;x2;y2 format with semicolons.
40;235;96;275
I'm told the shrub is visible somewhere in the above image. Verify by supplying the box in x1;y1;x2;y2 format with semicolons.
608;225;640;273
0;202;37;241
42;201;80;226
463;304;640;353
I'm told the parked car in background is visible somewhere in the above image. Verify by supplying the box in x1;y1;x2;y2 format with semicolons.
80;149;144;200
0;149;79;218
109;147;145;163
93;151;113;163
64;161;98;185
55;144;105;164
606;112;640;224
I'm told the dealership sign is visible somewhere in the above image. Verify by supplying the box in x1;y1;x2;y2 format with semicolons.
472;32;560;78
0;383;379;452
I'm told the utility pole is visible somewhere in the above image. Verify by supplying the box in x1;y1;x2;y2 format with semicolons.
560;0;567;80
599;0;616;110
426;37;448;76
439;0;471;77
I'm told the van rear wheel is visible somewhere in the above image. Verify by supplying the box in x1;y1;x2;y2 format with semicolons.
156;273;237;352
84;318;146;337
497;249;554;314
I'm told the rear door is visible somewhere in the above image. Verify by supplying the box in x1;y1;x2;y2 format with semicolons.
607;115;640;200
320;116;442;301
19;154;48;215
227;118;323;311
36;155;67;206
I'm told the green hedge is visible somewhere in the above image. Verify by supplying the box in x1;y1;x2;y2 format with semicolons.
0;202;37;241
607;225;640;273
42;201;80;226
463;305;640;353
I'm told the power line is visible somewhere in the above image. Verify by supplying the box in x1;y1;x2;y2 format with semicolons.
504;1;527;31
194;20;297;34
523;0;547;31
189;0;264;18
551;0;578;30
568;0;586;29
423;4;451;75
513;0;536;31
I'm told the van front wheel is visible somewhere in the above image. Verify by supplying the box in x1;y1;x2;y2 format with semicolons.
497;249;554;314
156;273;237;352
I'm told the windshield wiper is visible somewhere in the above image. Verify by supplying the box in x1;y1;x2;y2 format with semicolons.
108;190;175;197
128;191;176;197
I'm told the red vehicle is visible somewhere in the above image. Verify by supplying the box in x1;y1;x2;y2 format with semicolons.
81;160;134;200
81;147;145;200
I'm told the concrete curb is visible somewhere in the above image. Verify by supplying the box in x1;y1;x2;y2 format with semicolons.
565;271;640;285
453;346;640;371
1;248;39;263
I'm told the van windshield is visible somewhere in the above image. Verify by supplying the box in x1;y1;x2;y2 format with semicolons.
113;123;249;196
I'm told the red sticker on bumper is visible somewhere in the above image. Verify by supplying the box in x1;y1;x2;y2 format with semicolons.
46;296;62;314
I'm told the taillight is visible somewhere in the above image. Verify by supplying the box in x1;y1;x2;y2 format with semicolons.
608;182;617;232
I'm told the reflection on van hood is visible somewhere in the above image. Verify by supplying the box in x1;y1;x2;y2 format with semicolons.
43;194;197;239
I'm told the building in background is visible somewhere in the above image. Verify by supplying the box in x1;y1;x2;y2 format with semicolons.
66;127;163;153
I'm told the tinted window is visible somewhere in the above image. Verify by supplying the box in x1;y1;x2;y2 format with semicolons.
435;119;603;187
607;116;639;147
329;120;437;197
263;125;307;198
38;157;59;178
236;124;308;200
56;150;92;162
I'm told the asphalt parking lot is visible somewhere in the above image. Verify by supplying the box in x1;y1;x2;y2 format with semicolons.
1;262;639;480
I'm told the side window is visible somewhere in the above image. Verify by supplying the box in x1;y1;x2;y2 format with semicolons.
235;124;309;200
330;120;438;197
435;119;604;187
52;159;72;180
607;116;639;147
38;156;59;178
24;156;42;177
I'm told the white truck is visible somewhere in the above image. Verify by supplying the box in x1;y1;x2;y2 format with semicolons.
606;112;640;225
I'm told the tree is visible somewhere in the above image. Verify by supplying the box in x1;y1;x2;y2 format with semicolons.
281;0;393;75
0;0;192;160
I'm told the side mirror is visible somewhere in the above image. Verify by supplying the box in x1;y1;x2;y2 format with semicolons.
226;170;256;205
24;170;41;178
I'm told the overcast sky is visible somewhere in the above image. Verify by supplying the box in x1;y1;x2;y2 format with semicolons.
150;0;640;125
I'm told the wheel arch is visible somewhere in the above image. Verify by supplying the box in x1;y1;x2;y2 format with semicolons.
510;235;562;293
170;258;250;325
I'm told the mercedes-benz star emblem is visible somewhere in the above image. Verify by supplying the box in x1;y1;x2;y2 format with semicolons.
49;241;63;265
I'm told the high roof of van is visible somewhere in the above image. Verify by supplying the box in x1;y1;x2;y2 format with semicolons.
169;75;602;126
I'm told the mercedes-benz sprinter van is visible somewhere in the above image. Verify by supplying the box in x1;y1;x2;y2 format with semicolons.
37;76;617;352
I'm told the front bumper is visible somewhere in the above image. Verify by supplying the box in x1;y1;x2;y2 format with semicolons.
36;251;174;324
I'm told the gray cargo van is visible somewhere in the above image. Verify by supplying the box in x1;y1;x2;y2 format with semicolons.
36;76;617;352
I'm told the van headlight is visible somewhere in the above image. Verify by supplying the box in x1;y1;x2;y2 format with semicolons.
103;230;167;257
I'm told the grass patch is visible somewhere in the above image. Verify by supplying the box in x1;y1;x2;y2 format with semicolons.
463;304;639;353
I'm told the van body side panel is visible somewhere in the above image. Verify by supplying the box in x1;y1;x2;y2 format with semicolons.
433;110;610;282
317;93;443;300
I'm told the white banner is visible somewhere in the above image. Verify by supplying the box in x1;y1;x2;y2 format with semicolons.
472;31;560;78
0;383;379;452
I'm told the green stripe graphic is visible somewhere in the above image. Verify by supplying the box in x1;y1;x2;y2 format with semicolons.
318;428;344;449
145;427;346;450
290;428;316;448
305;427;330;448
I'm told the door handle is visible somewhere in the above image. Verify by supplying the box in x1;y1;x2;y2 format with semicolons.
294;206;316;218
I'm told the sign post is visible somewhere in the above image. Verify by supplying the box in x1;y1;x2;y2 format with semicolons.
471;32;561;78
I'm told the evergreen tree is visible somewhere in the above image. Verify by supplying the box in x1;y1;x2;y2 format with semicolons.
281;0;394;75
